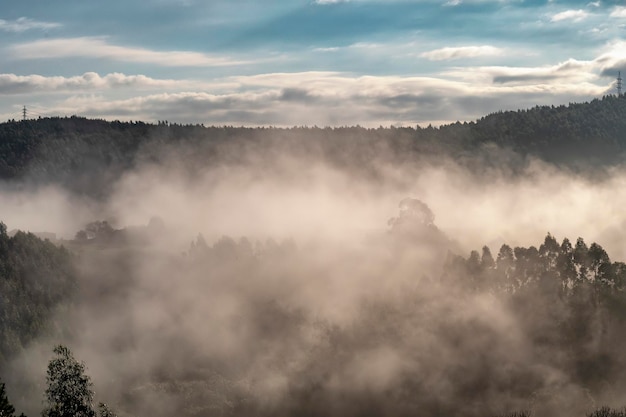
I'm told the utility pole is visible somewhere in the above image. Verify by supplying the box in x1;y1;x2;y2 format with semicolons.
618;71;623;96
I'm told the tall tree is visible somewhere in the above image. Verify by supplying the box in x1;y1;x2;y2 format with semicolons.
42;345;95;417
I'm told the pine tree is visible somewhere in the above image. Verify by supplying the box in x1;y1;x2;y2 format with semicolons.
0;379;24;417
0;380;16;417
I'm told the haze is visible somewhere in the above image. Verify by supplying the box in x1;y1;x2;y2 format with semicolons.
3;131;626;417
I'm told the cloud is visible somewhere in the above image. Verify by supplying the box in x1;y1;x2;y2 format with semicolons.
0;72;205;95
610;6;626;18
550;9;589;22
481;59;597;84
10;37;249;67
420;46;506;61
313;0;349;4
593;40;626;76
313;47;341;52
4;37;623;127
28;68;605;128
0;17;61;32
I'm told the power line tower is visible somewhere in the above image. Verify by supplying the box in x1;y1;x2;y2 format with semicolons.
618;71;623;96
22;105;27;121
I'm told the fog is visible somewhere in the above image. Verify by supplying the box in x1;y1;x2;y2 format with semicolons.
3;134;626;417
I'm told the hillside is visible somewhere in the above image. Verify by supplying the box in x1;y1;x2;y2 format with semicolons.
4;97;626;417
466;95;626;165
1;95;625;197
0;223;76;364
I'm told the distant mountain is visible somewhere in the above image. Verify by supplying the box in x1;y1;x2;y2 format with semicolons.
1;95;625;196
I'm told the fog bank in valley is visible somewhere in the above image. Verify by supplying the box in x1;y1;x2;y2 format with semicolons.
3;135;626;417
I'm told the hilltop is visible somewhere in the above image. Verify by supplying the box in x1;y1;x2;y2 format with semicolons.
1;94;626;197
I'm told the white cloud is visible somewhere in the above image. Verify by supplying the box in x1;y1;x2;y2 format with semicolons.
0;17;61;32
2;40;622;126
313;0;349;4
593;40;626;75
444;59;599;87
0;72;208;94
550;9;589;22
10;37;249;67
313;47;340;52
21;67;604;128
610;6;626;18
420;46;506;61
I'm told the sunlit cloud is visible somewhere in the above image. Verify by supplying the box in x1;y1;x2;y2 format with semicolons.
313;0;349;4
10;37;249;67
20;67;605;129
550;9;589;22
593;40;626;76
442;52;624;93
420;46;506;61
313;47;341;52
0;17;61;32
610;6;626;18
3;33;619;128
0;72;205;94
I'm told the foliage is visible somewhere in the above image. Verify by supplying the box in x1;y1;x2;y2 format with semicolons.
3;97;626;415
0;379;24;417
0;223;76;365
97;403;117;417
42;345;95;417
494;412;531;417
446;233;626;392
0;381;16;417
588;407;626;417
1;95;626;198
444;233;626;295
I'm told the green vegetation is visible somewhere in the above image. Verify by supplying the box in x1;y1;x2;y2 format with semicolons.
43;345;96;417
3;96;626;416
0;345;116;417
1;95;625;198
588;407;626;417
495;412;531;417
0;223;76;364
0;379;25;417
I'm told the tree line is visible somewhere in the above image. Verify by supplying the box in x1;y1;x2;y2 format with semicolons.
7;217;626;415
1;95;626;198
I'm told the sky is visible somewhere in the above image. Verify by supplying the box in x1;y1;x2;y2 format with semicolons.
1;0;625;127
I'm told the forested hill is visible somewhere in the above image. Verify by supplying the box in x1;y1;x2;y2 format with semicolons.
1;94;625;196
467;95;626;164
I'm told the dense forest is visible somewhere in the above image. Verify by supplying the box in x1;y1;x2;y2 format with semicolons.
0;224;75;363
1;94;626;198
6;212;626;417
2;96;626;417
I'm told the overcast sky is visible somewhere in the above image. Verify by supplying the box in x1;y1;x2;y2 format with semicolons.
1;0;625;126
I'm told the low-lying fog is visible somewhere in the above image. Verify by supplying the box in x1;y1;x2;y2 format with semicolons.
2;138;626;417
